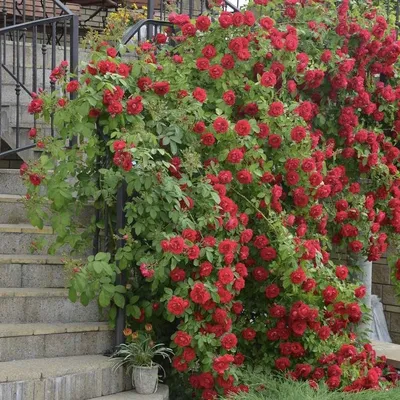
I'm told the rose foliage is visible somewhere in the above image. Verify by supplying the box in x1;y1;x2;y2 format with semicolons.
22;0;400;397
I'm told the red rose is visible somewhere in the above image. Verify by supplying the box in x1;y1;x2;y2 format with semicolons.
322;285;338;303
236;170;252;184
265;284;280;299
169;237;185;254
202;44;217;59
318;326;331;340
252;267;268;281
190;283;211;304
28;98;44;114
201;133;215;146
153;81;170;96
167;296;189;316
170;267;186;282
196;58;210;71
174;331;192;347
172;356;188;372
335;265;348;280
348;240;363;253
268;102;284;117
199;261;213;277
222;90;236;106
29;173;42;186
221;54;235;70
209;65;224;79
227;149;244;163
240;229;253;244
198;372;214;389
355;285;366;298
218;267;234;285
66;80;80;93
268;134;282;148
234;120;251;136
285;34;298;51
275;357;290;371
290;126;307;142
106;47;117;57
182;23;197;36
260;247;277;261
213;117;229;133
221;333;237;350
326;376;341;390
107;101;123;117
218;239;237;254
196;15;211;31
193;87;207;103
260;71;277;87
290;268;306;284
242;328;256;341
219;12;233;29
187;245;200;260
126;96;143;115
213;355;234;374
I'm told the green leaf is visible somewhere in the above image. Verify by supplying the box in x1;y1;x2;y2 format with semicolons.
114;293;125;308
69;287;77;303
99;290;111;307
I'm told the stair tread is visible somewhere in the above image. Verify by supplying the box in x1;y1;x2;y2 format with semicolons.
0;322;111;338
0;354;113;383
0;194;23;202
92;386;169;400
0;223;53;234
0;254;65;264
0;287;68;297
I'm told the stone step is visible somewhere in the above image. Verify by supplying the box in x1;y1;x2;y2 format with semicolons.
372;340;400;369
0;322;113;362
0;169;27;195
0;223;89;256
0;194;93;227
0;354;132;400
0;253;66;288
93;386;169;400
0;288;104;324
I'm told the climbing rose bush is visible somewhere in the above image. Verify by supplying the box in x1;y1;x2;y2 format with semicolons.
23;0;400;397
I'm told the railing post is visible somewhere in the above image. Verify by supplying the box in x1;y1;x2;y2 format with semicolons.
115;181;127;348
147;0;155;39
69;14;79;147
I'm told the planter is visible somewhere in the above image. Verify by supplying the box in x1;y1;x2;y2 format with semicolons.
132;365;159;395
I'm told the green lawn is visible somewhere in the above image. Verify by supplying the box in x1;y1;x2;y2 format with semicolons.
232;376;400;400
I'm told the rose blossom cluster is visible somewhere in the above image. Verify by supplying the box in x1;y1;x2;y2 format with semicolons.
24;0;400;398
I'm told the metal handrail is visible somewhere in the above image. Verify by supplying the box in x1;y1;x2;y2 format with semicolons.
0;14;73;33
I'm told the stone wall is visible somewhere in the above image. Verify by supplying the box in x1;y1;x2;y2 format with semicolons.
372;253;400;343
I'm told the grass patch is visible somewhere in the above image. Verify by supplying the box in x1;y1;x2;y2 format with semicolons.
232;376;400;400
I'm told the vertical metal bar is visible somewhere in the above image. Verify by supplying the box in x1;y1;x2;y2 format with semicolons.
396;0;400;39
115;182;127;348
69;14;79;148
50;21;56;137
42;0;47;91
12;0;16;75
0;32;2;152
147;0;155;40
22;0;26;84
15;30;21;148
63;20;67;61
2;1;6;61
189;0;193;18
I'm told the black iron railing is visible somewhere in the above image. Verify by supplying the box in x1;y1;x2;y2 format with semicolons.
0;0;79;160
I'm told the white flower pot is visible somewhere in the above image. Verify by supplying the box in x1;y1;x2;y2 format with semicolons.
132;365;159;394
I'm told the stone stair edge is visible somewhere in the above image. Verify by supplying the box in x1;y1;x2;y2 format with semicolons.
0;254;68;264
0;322;112;338
0;354;114;383
92;386;169;400
0;287;69;297
0;223;54;234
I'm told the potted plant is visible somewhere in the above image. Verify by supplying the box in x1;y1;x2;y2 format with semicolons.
111;334;173;394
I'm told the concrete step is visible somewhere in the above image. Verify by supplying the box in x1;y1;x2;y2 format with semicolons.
93;386;169;400
0;322;113;362
0;169;27;195
0;288;104;324
0;354;132;400
0;223;89;256
0;194;93;227
0;253;66;288
372;340;400;369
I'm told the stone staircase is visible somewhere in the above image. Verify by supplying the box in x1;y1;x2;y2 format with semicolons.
0;169;132;399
